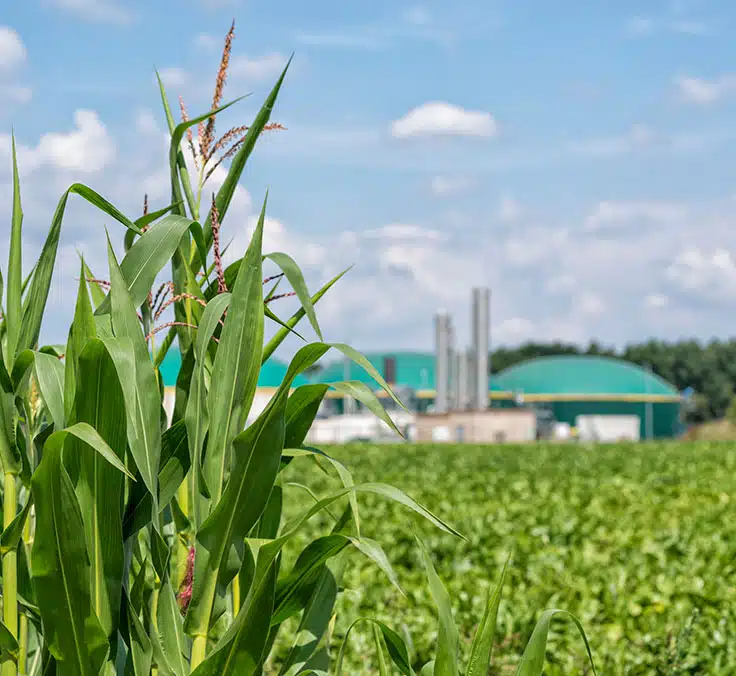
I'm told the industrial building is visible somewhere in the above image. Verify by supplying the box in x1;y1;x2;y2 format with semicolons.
493;355;682;440
157;284;683;443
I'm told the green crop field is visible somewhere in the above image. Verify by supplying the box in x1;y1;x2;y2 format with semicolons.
276;441;736;674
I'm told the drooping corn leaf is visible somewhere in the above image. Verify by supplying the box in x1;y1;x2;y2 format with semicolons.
262;267;349;364
18;184;141;355
264;252;322;340
514;610;597;676
0;495;32;556
335;618;413;676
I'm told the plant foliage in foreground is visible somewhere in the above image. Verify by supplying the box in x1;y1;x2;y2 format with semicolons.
0;23;594;675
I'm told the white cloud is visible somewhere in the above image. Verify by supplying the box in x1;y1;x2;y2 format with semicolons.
585;200;687;231
644;293;668;309
576;291;606;316
404;5;432;26
626;15;711;37
430;175;471;197
49;0;133;24
157;67;188;89
391;102;498;139
195;34;219;50
363;223;445;241
676;74;736;105
666;248;736;301
494;317;537;344
230;53;288;82
0;110;115;173
0;27;26;73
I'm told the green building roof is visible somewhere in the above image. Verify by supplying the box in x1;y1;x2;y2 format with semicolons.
493;355;679;398
158;350;308;389
314;351;507;392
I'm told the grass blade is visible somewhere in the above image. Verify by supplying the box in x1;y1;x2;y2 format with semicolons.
335;619;413;676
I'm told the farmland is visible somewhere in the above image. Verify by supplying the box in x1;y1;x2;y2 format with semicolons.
277;441;736;674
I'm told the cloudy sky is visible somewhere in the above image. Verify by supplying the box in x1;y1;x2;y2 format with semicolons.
1;0;736;355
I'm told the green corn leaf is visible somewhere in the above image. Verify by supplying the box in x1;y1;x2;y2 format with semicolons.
125;201;181;252
262;267;349;364
190;554;278;676
156;575;188;676
0;390;20;476
465;555;511;676
0;495;32;556
17;184;141;354
514;610;597;676
30;425;134;675
64;260;97;423
278;567;339;676
335;619;413;676
66;340;128;639
103;237;161;507
348;536;405;598
123;593;152;676
373;624;390;676
329;381;402;437
168;94;246;219
421;662;436;675
202;198;267;508
184;384;287;640
155;71;198;219
185;292;230;526
6;133;23;368
81;259;107;309
95;214;200;315
283;384;330;451
33;352;65;430
198;58;292;260
416;536;460;676
271;535;349;625
10;348;34;391
264;252;322;339
0;620;19;663
123;419;190;539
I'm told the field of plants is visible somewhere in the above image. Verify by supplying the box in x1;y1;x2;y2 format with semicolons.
278;441;736;674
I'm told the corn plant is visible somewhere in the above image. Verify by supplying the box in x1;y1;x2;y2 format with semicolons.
0;22;595;676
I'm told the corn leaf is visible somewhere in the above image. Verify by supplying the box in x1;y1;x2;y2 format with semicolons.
0;495;32;556
6;133;23;368
31;424;133;675
465;555;510;676
18;184;141;354
67;340;129;639
514;610;597;676
335;619;413;676
417;536;459;676
33;352;65;430
201;199;267;508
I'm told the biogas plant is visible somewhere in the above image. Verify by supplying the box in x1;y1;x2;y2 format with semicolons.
161;287;683;445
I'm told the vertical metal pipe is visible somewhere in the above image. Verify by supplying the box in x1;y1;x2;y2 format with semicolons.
434;311;450;413
447;320;456;410
472;288;490;410
457;349;468;411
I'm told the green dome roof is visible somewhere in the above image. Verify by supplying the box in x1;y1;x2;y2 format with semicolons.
494;356;679;398
315;351;507;392
158;350;308;389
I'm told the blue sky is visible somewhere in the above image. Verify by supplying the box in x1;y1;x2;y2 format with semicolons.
2;0;736;355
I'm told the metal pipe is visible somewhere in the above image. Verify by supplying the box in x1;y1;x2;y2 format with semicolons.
457;349;468;411
472;288;490;410
434;311;451;413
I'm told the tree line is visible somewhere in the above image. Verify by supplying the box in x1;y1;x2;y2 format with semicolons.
490;339;736;424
